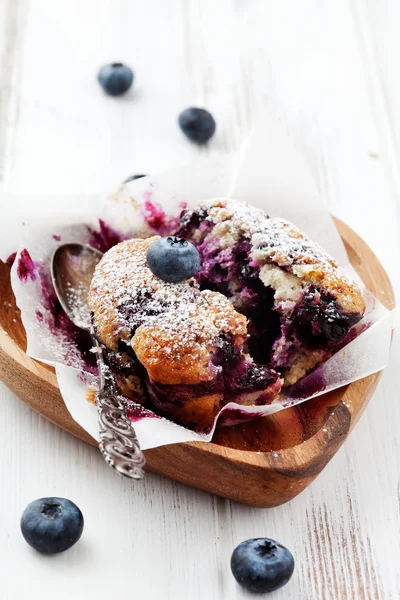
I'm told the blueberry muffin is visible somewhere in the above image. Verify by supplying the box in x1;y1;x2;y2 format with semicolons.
88;198;365;431
88;237;282;430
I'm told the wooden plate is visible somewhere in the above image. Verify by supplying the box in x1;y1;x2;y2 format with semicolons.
0;218;394;507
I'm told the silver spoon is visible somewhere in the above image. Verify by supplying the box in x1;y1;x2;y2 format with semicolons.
51;243;146;479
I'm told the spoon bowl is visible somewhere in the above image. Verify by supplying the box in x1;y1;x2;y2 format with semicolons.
51;243;103;331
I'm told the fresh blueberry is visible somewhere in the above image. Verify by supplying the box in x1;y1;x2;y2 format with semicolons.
20;497;84;554
98;63;134;96
123;174;147;183
146;236;201;283
178;107;216;144
231;538;294;594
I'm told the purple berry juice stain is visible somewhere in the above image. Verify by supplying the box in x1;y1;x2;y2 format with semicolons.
12;246;96;373
142;199;182;236
287;366;326;401
87;219;126;253
53;234;61;242
216;407;264;429
17;249;37;282
37;264;97;375
128;403;161;422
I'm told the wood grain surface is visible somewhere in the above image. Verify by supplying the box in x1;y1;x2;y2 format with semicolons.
0;1;399;598
0;218;394;508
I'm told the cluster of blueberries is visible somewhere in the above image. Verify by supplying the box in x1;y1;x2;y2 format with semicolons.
98;62;216;146
98;62;215;185
21;496;294;593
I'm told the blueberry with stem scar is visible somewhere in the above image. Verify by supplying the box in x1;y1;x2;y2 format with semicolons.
178;107;216;144
147;236;201;283
231;538;295;593
20;497;84;554
98;63;134;96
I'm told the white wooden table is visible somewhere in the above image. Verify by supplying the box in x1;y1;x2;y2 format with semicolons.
1;1;399;598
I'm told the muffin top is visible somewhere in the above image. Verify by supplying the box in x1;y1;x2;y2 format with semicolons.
88;236;247;385
178;198;366;315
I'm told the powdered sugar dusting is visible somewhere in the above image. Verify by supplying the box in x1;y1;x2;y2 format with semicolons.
181;198;365;314
132;286;248;385
64;280;92;330
189;198;337;269
89;236;246;363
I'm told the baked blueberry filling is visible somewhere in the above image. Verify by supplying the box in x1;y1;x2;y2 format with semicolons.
177;206;210;238
103;344;147;402
212;334;279;393
287;287;360;348
144;333;281;426
180;233;283;365
225;364;279;395
176;210;362;381
146;376;224;409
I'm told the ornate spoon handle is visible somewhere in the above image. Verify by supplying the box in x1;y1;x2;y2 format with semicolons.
92;331;146;479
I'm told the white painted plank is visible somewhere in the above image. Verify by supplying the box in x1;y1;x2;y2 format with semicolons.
362;0;400;163
1;0;400;599
0;0;26;189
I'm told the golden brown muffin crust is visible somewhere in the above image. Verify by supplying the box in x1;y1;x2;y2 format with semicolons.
89;237;248;385
132;290;247;385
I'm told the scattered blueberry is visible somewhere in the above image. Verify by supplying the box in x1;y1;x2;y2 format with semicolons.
123;174;147;184
231;538;294;594
146;236;201;283
178;107;216;144
20;497;84;554
98;63;134;96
